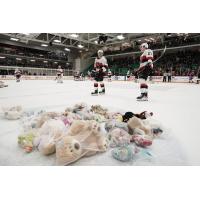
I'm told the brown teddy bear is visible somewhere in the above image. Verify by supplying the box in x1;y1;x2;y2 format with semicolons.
56;120;108;165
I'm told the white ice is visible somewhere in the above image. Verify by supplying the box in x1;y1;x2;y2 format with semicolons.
0;79;200;165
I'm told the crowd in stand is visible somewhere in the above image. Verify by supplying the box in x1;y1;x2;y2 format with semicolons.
107;50;200;77
100;35;200;57
0;43;71;70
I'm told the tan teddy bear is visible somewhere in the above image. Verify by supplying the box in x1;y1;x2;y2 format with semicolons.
127;116;152;136
56;120;108;165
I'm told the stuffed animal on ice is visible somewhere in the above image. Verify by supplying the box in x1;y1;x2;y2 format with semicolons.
105;119;129;133
18;131;37;153
127;116;153;147
65;103;93;120
107;128;131;147
56;120;108;165
127;116;152;136
122;111;153;122
2;106;23;120
90;105;109;118
34;119;67;155
35;112;61;128
0;81;8;88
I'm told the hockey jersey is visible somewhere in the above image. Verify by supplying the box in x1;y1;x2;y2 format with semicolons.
94;56;108;71
108;71;112;76
15;69;21;75
140;49;154;68
57;68;63;75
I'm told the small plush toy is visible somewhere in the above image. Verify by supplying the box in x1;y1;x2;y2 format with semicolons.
105;120;129;133
130;134;153;147
2;106;23;120
91;105;108;118
18;131;36;153
122;111;153;122
93;113;106;123
107;128;131;147
127;116;152;135
56;120;108;165
111;112;123;122
0;81;8;88
112;145;138;162
34;119;67;155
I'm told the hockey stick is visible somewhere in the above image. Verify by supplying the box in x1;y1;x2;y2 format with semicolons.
153;45;167;64
135;46;167;77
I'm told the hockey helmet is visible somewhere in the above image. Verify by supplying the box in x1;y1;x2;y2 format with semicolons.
140;43;148;51
97;49;104;58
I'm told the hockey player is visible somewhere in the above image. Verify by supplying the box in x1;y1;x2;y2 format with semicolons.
14;68;22;82
126;70;130;81
135;43;153;101
107;69;112;82
91;50;108;95
56;66;63;83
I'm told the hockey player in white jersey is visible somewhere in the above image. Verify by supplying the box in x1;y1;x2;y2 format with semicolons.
107;69;112;82
56;66;63;83
14;68;22;82
135;43;153;101
91;50;108;95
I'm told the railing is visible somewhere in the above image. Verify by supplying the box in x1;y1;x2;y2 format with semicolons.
0;66;74;76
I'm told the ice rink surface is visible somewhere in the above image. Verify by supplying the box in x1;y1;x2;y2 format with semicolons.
0;79;200;165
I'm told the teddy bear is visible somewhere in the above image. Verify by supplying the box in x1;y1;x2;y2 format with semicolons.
33;119;67;155
127;116;152;136
90;105;109;118
35;112;61;128
55;120;108;165
105;119;129;133
107;128;131;147
2;106;23;120
0;81;8;88
127;116;153;147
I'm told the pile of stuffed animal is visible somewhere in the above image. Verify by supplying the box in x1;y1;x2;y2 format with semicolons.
2;103;163;165
0;81;8;88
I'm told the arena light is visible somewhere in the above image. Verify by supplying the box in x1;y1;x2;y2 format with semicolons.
64;48;70;51
117;35;125;40
54;62;58;64
22;33;30;35
43;61;48;63
78;44;84;48
41;44;48;47
30;60;35;62
0;56;5;59
150;38;154;40
70;34;79;38
10;37;19;41
53;39;61;43
94;40;98;44
16;58;22;61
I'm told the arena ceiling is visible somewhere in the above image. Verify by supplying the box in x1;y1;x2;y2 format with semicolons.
0;33;160;51
0;33;199;56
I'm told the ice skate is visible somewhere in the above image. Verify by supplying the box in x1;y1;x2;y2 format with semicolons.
91;89;98;96
99;88;105;95
136;93;148;101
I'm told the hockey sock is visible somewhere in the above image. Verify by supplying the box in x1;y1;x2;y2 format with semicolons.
140;83;148;97
100;83;105;92
94;82;98;92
